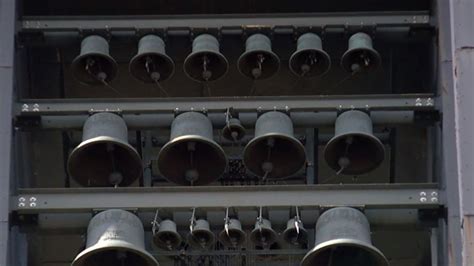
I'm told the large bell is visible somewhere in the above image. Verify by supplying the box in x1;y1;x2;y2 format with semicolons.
282;218;308;246
218;218;246;248
222;118;246;142
188;219;216;249
243;111;306;178
238;34;280;80
72;209;158;266
71;35;118;85
301;207;388;266
153;219;182;251
324;110;385;175
249;218;278;248
184;34;228;82
67;112;143;187
341;32;381;73
156;112;227;185
129;35;175;83
289;33;331;77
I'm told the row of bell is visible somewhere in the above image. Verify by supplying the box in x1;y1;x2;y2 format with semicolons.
67;110;385;187
71;32;381;86
72;207;388;266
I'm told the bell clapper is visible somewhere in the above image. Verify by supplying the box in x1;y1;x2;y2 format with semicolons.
116;250;127;266
185;142;199;185
249;54;265;96
201;55;212;97
336;136;354;175
85;57;122;96
145;56;170;97
261;137;275;181
106;143;123;187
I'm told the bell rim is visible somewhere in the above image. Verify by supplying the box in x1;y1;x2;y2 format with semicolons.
340;47;381;72
183;51;229;82
187;230;216;249
129;52;175;83
282;227;308;244
156;135;228;186
301;238;389;266
72;240;158;266
243;133;306;178
289;48;331;77
67;136;143;187
249;227;278;246
153;231;182;250
71;52;119;85
218;228;247;247
323;132;385;175
237;50;280;80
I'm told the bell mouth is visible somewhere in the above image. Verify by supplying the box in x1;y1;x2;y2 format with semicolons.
72;240;158;266
301;239;388;266
153;231;182;250
237;50;280;79
157;135;227;186
129;52;175;83
341;48;381;73
218;229;246;247
183;51;229;82
243;133;306;178
289;48;331;77
67;136;143;187
71;53;118;85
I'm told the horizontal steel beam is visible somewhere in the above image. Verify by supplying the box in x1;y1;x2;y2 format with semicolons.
21;12;430;33
12;184;441;213
17;94;436;116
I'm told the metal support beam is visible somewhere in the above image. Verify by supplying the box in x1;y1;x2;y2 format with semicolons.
12;184;440;213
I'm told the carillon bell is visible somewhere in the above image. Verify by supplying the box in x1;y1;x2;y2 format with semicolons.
238;34;280;80
188;219;216;249
341;32;381;73
243;111;306;179
282;218;308;246
153;219;182;251
129;35;175;83
156;112;227;185
301;207;388;266
72;209;158;266
218;218;246;248
71;35;118;85
184;34;228;82
249;218;278;248
67;112;143;187
222;118;246;142
289;33;331;77
324;110;385;175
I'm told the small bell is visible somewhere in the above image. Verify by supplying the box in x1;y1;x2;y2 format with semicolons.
341;32;381;73
238;34;280;80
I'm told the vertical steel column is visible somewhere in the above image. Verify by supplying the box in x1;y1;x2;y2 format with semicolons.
0;0;15;265
450;0;474;264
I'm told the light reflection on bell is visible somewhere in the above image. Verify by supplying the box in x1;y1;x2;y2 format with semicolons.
184;34;228;82
341;32;381;73
289;33;331;77
222;118;246;142
218;218;246;248
156;112;227;185
249;218;277;248
188;219;216;249
243;111;306;179
67;112;143;187
72;209;158;266
238;34;280;80
129;35;175;83
282;218;308;246
301;207;388;266
71;35;118;85
153;219;182;251
324;110;385;175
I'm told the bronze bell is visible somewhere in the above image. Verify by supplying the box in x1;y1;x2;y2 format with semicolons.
341;32;381;73
153;219;182;251
249;218;278;248
71;35;118;85
238;34;280;80
243;111;306;179
72;209;158;266
282;218;308;246
324;110;385;175
222;118;246;142
218;218;246;248
67;112;143;187
156;112;227;185
188;219;216;249
301;207;388;266
129;35;175;83
184;34;228;82
289;33;331;77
